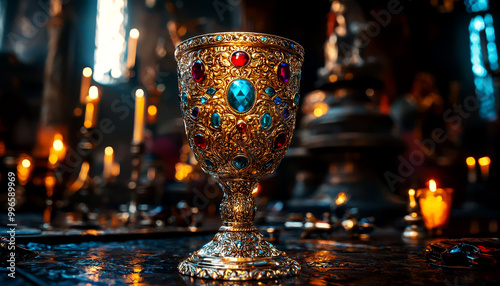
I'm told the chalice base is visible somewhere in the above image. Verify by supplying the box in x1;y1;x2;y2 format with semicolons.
178;225;300;280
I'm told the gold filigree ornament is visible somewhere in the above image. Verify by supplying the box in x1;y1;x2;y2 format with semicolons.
175;32;304;281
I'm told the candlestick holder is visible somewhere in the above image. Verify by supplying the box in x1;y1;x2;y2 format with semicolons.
175;32;303;280
127;141;145;225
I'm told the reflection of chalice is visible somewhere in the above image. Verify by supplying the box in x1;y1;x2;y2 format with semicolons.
175;32;304;280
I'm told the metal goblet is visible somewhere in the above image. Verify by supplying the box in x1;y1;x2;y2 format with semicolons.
175;32;304;280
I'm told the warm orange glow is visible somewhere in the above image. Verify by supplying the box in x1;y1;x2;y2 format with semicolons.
68;162;90;192
88;86;99;100
429;180;437;192
84;102;95;128
478;156;491;166
130;28;140;39
112;162;120;177
177;25;187;37
105;146;113;156
313;102;328;117
48;154;58;165
127;28;139;69
103;146;114;181
408;189;416;209
133;89;145;143
148;105;157;116
328;74;338;82
335;192;347;206
83;67;93;77
80;67;92;104
175;162;193;182
21;159;31;168
252;184;260;196
466;156;476;166
45;175;56;196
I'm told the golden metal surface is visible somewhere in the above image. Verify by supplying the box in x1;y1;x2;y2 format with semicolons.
176;32;304;280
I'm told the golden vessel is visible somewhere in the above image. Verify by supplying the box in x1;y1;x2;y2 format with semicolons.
175;32;304;280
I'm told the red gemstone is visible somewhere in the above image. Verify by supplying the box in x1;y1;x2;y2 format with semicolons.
236;121;247;132
274;133;287;150
231;51;249;67
194;133;207;149
192;60;205;82
277;62;291;83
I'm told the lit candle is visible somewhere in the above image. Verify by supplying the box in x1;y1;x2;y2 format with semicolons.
478;156;491;181
84;86;99;129
466;157;476;183
103;146;114;181
112;162;120;177
408;189;416;209
147;105;157;124
418;179;453;231
49;133;66;167
127;28;140;70
80;67;92;105
133;88;145;144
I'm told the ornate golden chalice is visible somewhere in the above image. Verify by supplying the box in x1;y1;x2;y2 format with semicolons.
175;32;304;280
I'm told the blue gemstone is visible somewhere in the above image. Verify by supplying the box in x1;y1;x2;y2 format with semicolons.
236;240;242;249
293;93;300;106
291;43;295;48
207;87;216;95
191;107;199;118
274;97;282;105
264;160;274;169
227;79;255;113
216;35;222;41
283;108;290;118
211;113;221;128
265;87;275;96
181;93;188;106
200;96;208;104
261;113;272;129
261;36;268;42
233;156;249;169
205;160;214;168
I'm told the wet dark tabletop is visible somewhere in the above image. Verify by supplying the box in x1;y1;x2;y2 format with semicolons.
1;230;499;286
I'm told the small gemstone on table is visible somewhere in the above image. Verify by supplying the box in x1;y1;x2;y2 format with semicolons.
231;51;249;67
232;156;249;169
194;133;207;149
274;133;287;150
236;121;247;132
274;97;282;105
277;62;291;83
191;60;205;82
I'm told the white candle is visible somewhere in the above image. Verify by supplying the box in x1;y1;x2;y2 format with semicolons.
127;28;140;70
133;89;145;144
84;86;99;129
103;146;114;181
80;67;92;104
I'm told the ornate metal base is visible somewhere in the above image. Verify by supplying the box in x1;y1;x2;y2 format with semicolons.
178;225;300;280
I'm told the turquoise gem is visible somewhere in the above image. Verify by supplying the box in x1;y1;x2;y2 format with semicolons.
200;96;208;104
293;93;300;106
181;93;188;106
205;160;214;168
265;87;275;96
207;87;216;95
261;36;268;42
216;35;222;41
261;113;272;129
264;160;274;169
211;113;221;128
227;79;255;113
236;240;242;249
232;156;249;169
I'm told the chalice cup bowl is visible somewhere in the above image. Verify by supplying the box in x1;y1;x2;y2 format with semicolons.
175;32;304;280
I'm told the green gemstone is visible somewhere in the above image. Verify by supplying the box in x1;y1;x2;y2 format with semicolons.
207;87;216;95
211;113;221;128
265;87;275;96
181;93;188;106
205;159;214;168
227;79;255;113
261;113;272;129
232;156;249;169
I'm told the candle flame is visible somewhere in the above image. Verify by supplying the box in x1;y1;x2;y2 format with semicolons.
105;146;114;156
313;102;328;117
148;105;157;116
252;184;260;195
466;157;475;166
21;158;31;168
135;88;144;97
89;86;99;100
408;189;415;196
429;179;437;192
478;156;491;166
130;28;140;39
335;192;347;206
53;139;63;151
83;67;93;77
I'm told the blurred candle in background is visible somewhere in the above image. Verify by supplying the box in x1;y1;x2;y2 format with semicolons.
408;189;416;210
147;105;157;124
418;179;453;233
103;146;114;181
133;89;145;144
466;156;476;183
478;156;491;181
49;133;66;167
127;28;140;70
84;86;100;129
80;67;93;104
112;162;120;178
